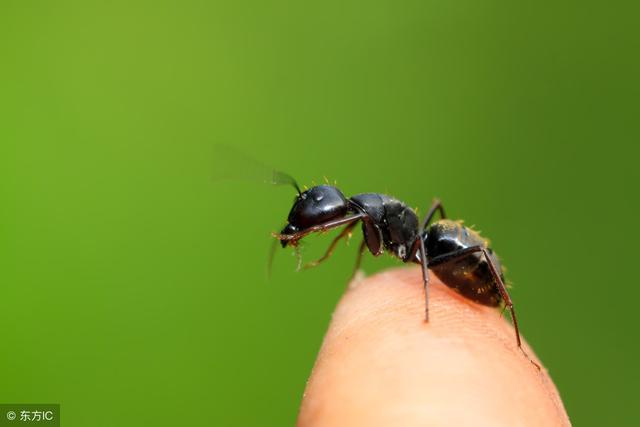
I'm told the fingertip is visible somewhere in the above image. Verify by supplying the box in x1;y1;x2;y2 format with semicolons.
298;267;570;427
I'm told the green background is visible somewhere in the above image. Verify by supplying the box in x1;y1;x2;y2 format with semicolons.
1;1;638;426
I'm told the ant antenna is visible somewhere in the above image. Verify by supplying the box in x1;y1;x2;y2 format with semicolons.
266;237;279;279
211;144;302;195
271;170;302;195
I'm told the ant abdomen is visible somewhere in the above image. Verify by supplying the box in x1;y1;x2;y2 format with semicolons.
426;220;504;307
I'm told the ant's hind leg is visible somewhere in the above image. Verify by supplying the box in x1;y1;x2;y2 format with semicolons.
421;199;446;231
304;221;358;269
481;248;540;369
428;246;541;370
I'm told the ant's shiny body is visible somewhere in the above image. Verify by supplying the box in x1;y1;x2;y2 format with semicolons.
274;183;537;367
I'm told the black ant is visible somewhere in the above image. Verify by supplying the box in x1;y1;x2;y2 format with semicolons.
273;178;539;369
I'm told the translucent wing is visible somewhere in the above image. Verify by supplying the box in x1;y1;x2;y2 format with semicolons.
211;144;302;277
211;144;300;194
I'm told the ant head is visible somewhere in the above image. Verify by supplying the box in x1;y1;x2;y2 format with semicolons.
280;185;349;247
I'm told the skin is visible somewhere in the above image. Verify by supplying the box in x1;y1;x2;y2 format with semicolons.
298;267;571;427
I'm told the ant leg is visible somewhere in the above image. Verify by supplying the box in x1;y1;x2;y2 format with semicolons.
361;218;383;256
481;248;540;368
428;246;540;369
421;198;446;231
273;213;366;244
426;245;486;267
419;238;430;321
304;221;359;269
347;239;367;284
408;236;431;321
294;245;303;271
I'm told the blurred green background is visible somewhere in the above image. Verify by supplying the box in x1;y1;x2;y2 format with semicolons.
0;0;638;425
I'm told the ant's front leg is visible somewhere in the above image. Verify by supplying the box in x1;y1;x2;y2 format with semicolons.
273;213;366;245
303;221;359;269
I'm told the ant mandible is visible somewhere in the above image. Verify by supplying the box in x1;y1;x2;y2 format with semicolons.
273;177;539;368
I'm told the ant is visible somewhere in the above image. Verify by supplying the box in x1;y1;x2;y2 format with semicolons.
273;177;539;369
